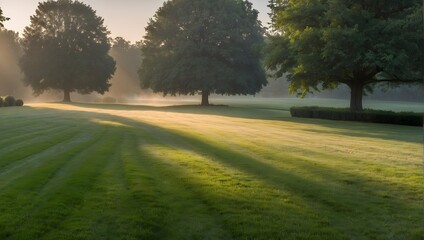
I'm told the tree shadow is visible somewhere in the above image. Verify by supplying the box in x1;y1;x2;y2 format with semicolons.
65;102;290;121
63;102;423;144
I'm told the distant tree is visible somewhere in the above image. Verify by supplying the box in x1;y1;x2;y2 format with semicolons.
108;37;143;98
139;0;267;106
266;0;423;111
20;0;116;102
0;7;9;27
0;29;25;96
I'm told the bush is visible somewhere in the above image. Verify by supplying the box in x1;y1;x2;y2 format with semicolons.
15;99;24;107
0;97;3;107
290;106;423;126
3;96;15;107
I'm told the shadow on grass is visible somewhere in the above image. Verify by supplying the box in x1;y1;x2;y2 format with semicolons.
63;102;423;144
65;102;290;121
22;105;423;239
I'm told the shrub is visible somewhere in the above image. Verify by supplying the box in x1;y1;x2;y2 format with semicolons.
3;96;15;107
15;99;24;107
0;97;3;107
290;106;423;126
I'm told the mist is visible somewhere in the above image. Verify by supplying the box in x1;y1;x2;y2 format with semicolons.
260;76;424;103
1;30;422;105
0;29;26;98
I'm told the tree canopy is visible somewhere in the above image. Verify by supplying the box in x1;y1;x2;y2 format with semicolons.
0;7;9;27
266;0;423;111
139;0;267;105
20;0;116;102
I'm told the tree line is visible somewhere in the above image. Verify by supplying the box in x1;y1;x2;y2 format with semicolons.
0;0;422;110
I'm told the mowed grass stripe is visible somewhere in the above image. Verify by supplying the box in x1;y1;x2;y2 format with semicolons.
0;121;63;143
41;132;132;240
0;127;95;190
4;127;121;239
0;108;68;137
0;125;86;171
0;124;65;147
0;127;105;239
133;131;232;240
36;128;107;196
0;125;76;164
39;130;167;240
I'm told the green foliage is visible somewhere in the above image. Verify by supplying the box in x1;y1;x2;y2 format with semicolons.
20;0;116;102
290;106;423;126
3;95;15;107
0;7;9;27
266;0;423;111
140;0;267;105
0;97;3;107
15;99;24;106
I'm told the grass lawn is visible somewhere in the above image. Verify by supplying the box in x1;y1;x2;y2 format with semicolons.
0;98;422;239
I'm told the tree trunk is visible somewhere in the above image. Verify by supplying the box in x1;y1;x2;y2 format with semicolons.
63;89;71;102
201;90;209;106
349;83;363;111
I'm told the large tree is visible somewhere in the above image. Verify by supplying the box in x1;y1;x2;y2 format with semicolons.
20;0;116;102
139;0;267;106
266;0;423;111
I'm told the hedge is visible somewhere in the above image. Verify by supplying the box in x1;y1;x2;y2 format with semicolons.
15;99;24;106
3;96;15;107
0;96;24;107
290;106;423;126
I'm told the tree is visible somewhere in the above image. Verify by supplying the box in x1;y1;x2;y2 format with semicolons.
266;0;423;111
0;29;26;96
108;37;143;98
20;0;116;102
139;0;267;106
0;7;9;27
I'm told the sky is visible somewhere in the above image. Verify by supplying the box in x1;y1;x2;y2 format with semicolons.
1;0;270;43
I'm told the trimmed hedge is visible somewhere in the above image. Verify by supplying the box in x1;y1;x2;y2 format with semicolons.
0;96;24;107
290;106;423;126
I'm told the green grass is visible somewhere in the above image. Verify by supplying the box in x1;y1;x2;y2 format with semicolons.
0;98;422;239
